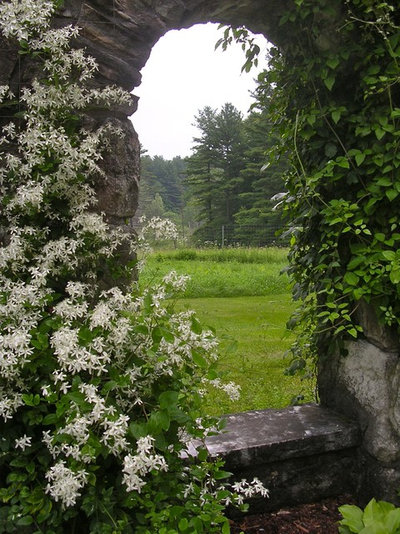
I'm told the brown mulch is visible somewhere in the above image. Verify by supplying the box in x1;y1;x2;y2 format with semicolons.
229;495;356;533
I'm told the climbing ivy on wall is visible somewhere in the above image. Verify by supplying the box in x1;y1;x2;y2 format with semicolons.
223;0;400;369
268;0;400;367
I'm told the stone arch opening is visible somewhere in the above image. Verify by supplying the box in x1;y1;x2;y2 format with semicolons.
1;0;398;505
52;1;290;229
128;22;297;415
132;22;269;161
131;21;270;226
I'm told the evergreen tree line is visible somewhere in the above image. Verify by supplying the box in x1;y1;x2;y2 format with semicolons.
137;102;287;246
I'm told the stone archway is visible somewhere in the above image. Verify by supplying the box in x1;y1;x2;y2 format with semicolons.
0;0;340;247
0;0;343;261
1;0;399;506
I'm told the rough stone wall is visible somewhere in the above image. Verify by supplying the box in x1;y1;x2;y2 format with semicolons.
318;301;400;504
60;1;289;89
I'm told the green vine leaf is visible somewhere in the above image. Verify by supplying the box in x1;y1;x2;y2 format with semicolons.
355;152;366;166
326;56;340;70
331;110;341;124
323;76;335;91
386;189;399;201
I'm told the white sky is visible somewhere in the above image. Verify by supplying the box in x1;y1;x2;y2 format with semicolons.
130;23;269;160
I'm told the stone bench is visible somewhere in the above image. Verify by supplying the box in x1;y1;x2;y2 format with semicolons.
205;403;361;512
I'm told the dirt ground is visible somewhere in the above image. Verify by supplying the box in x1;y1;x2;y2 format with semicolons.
229;495;355;533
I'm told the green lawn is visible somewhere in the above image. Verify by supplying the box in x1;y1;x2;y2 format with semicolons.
139;248;315;416
177;295;315;416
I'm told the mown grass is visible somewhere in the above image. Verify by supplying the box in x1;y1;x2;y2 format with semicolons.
176;295;315;416
139;247;315;415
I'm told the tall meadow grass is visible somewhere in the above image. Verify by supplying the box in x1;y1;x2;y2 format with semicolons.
140;247;291;298
150;246;288;264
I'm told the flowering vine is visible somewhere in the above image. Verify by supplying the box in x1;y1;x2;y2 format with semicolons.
0;1;266;532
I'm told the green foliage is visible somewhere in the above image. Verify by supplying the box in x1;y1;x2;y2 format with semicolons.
245;0;400;364
215;25;262;73
138;153;199;241
185;103;246;238
234;104;288;245
138;154;188;217
339;498;400;534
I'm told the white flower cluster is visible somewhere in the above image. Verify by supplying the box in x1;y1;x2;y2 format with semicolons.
51;326;111;375
162;270;190;292
0;273;48;381
0;0;253;519
0;0;55;41
42;383;131;463
122;436;168;493
0;0;133;401
182;472;269;509
203;378;241;402
0;389;23;421
7;181;45;211
0;0;135;503
138;216;179;243
45;461;88;508
0;85;13;105
15;434;32;450
231;478;269;505
54;282;89;322
101;414;130;454
139;274;190;319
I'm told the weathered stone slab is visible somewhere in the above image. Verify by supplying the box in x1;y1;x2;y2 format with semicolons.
206;404;360;467
206;404;360;512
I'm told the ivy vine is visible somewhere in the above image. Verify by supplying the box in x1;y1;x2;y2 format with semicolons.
222;0;400;375
269;0;400;372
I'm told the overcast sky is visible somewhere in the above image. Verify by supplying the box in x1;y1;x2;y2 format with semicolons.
130;23;269;160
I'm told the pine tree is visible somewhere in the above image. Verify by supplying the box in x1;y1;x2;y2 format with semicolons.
234;110;287;245
185;103;247;242
137;154;187;221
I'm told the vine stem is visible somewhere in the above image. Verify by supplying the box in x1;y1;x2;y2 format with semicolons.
100;501;119;529
294;110;307;180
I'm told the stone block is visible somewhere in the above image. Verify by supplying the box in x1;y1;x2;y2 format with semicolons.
206;404;360;512
319;339;400;464
206;404;360;466
357;450;400;506
355;299;399;352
